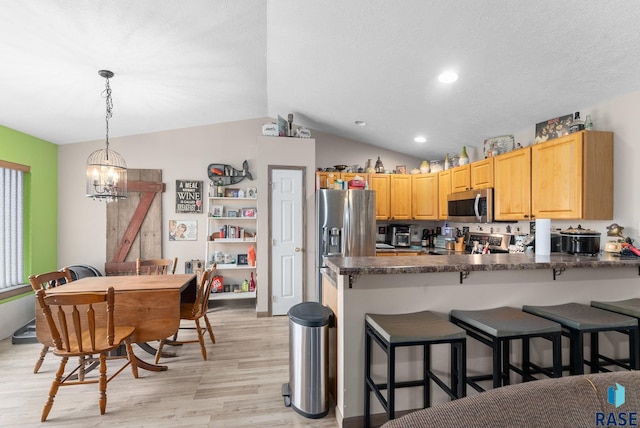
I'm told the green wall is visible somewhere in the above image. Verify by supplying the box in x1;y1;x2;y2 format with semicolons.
0;124;58;289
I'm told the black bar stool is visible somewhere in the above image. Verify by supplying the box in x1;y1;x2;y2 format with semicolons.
450;306;563;392
364;310;466;428
591;298;640;366
523;303;639;374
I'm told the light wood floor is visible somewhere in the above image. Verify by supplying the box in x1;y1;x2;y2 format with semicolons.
0;302;340;427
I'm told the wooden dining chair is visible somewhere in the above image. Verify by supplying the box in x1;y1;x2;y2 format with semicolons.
154;267;216;363
28;268;74;374
136;257;178;275
35;287;139;422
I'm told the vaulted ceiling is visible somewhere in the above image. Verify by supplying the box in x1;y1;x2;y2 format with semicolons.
2;1;640;159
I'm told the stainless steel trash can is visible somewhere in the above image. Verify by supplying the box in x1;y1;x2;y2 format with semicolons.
282;302;333;419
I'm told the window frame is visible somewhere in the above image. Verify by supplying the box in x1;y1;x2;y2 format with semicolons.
0;160;30;301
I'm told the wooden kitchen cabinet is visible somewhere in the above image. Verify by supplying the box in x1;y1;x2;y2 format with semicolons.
494;147;532;220
438;169;451;219
316;171;337;189
316;171;368;189
471;158;494;189
531;130;613;220
390;174;412;220
451;159;493;192
450;164;471;192
340;172;368;183
369;174;391;220
412;173;439;220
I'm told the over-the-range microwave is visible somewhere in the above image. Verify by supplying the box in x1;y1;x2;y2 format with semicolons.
447;188;494;223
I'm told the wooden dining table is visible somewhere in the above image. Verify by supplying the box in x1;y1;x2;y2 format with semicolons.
35;274;197;372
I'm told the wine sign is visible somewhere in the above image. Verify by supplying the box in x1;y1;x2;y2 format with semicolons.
176;179;203;213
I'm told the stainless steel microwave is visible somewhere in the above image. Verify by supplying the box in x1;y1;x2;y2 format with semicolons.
447;188;494;223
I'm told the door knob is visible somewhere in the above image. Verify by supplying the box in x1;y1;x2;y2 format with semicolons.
295;247;302;252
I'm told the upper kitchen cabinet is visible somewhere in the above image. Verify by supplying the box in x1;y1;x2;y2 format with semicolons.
494;147;532;221
531;131;613;220
369;174;391;220
412;173;439;220
438;169;452;219
471;158;494;189
316;171;368;189
450;158;494;193
389;174;412;220
451;164;471;193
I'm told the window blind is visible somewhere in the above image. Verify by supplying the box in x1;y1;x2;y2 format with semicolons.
0;166;24;289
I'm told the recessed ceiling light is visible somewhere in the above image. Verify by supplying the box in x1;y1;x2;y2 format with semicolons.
414;136;427;143
354;120;367;127
438;71;458;83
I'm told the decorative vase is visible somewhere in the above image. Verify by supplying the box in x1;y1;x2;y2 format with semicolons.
444;153;450;170
419;160;430;174
365;158;375;173
459;146;469;165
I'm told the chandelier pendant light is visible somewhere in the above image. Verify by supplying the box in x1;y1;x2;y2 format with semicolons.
86;70;127;202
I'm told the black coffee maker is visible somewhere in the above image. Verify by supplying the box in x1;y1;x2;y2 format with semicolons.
421;229;429;247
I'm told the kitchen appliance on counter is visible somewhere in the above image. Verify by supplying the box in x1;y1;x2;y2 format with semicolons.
386;225;411;247
316;189;376;301
465;231;511;254
447;188;494;223
559;225;601;255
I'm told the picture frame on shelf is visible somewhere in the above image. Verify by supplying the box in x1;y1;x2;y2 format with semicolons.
247;187;257;198
211;205;224;217
225;188;239;198
395;165;406;174
237;254;248;265
241;207;256;218
227;210;238;218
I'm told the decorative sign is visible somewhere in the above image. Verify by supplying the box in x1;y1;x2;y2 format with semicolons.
176;180;203;213
169;220;198;241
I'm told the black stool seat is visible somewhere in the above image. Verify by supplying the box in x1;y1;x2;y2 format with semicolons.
364;310;466;428
366;311;466;344
451;307;561;337
592;298;640;318
450;307;562;392
523;303;637;330
523;303;639;375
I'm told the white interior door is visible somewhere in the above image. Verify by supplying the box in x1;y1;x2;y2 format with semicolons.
271;168;304;315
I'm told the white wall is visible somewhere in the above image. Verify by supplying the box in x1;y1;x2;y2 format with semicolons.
314;128;422;173
58;118;270;274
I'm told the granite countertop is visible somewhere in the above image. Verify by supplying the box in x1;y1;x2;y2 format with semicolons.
324;252;640;276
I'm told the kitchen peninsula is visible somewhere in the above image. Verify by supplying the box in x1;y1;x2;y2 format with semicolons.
322;253;640;427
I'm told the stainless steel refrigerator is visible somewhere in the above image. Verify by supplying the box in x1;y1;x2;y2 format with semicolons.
316;189;376;301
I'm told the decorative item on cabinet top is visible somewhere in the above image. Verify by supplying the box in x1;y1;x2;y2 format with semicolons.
483;135;515;158
535;114;572;144
207;160;253;185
